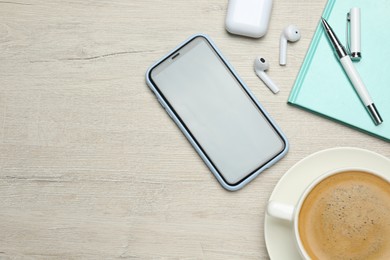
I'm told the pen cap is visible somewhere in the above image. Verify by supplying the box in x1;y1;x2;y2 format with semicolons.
347;7;361;61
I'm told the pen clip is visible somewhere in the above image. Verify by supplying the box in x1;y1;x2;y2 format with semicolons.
346;8;361;61
346;12;352;56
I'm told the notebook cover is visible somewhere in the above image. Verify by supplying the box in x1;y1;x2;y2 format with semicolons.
288;0;389;142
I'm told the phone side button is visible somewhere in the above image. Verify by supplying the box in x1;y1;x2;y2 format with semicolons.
166;109;174;119
157;98;165;108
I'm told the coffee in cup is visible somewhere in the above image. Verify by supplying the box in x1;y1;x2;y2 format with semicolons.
267;168;390;259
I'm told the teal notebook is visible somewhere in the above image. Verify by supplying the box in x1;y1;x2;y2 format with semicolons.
288;0;389;142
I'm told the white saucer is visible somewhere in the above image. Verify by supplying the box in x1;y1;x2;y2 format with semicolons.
264;147;390;260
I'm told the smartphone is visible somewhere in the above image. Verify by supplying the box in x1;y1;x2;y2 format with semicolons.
146;34;288;191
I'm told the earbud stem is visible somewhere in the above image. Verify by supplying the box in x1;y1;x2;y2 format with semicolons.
256;71;280;93
279;37;287;66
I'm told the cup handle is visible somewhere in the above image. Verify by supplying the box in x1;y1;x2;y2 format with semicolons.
267;201;295;222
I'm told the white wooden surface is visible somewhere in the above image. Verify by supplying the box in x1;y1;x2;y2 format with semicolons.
0;0;388;259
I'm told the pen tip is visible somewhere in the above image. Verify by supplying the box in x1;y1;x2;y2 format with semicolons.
321;17;330;29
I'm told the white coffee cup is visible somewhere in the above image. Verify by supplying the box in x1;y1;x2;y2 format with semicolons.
266;167;390;259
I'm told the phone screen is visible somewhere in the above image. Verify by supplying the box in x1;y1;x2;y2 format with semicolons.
149;36;285;185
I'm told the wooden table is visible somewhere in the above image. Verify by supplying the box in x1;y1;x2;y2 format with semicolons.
0;0;388;258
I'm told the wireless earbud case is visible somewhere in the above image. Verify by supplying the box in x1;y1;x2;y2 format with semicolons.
225;0;273;38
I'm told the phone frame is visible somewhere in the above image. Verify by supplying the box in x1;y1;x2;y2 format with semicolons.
146;34;288;191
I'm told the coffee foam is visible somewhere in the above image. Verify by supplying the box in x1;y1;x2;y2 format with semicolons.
299;171;390;259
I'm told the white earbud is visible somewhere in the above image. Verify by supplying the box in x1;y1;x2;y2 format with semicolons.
279;25;301;66
254;57;279;94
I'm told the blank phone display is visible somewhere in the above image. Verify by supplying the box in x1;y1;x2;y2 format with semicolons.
151;37;285;185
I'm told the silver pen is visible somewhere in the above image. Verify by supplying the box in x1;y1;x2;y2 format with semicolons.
321;17;383;125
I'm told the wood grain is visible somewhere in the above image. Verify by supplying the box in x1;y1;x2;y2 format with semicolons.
0;0;388;259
